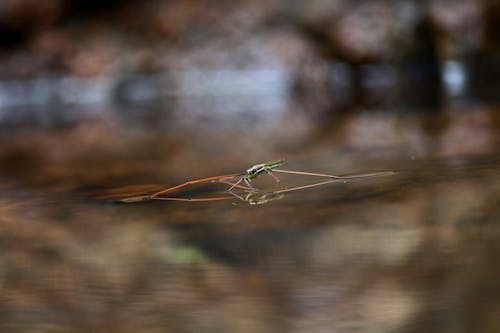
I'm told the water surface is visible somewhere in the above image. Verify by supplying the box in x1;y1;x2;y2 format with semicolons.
0;105;499;332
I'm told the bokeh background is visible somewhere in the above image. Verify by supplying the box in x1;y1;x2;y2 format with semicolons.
0;1;500;332
0;0;499;119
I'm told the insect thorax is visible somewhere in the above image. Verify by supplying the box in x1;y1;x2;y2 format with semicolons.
246;160;284;180
246;163;266;179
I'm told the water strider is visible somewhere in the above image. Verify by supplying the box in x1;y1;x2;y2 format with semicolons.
114;160;395;203
226;160;395;191
227;160;285;191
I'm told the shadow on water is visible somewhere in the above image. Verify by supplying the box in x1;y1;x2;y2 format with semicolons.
0;103;499;332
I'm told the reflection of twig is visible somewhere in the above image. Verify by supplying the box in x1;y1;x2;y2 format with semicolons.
228;179;341;205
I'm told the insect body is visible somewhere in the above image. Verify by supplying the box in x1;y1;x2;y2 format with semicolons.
228;160;285;191
246;160;284;179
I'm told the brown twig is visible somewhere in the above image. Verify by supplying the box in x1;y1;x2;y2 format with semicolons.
149;174;239;198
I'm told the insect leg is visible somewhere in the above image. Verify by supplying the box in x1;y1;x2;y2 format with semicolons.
227;177;244;191
267;171;280;183
244;178;255;189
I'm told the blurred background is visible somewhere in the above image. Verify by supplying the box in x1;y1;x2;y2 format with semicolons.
0;0;499;121
0;1;500;332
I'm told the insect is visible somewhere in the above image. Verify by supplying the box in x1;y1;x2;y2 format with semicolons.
227;160;285;191
225;160;398;191
117;177;341;205
111;159;395;203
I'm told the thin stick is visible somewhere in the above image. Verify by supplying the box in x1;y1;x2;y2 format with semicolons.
151;196;232;202
273;179;341;194
274;169;395;179
333;171;396;179
150;174;239;198
274;169;342;178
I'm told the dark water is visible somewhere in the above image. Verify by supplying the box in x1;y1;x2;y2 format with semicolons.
0;104;499;332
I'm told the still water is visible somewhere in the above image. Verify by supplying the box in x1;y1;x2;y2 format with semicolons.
0;104;499;332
